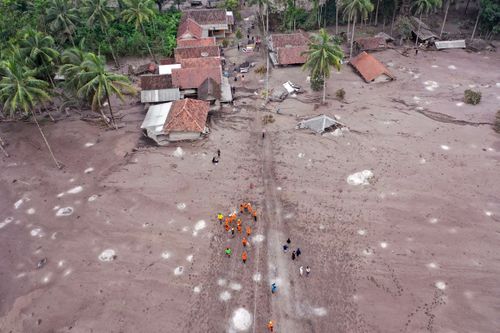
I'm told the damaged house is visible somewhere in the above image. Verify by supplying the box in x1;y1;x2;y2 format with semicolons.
268;32;310;66
349;52;395;83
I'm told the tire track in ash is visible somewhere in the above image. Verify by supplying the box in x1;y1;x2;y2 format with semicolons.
261;128;301;332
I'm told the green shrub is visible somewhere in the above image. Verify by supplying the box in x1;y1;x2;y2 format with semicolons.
235;28;242;39
464;89;481;105
222;39;230;48
336;88;345;100
310;75;324;92
255;65;266;75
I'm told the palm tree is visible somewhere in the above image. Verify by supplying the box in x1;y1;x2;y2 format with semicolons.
413;0;442;46
439;0;450;38
76;53;136;129
19;30;60;85
83;0;120;67
249;0;268;35
302;29;344;104
44;0;80;46
0;59;61;168
342;0;374;59
121;0;156;61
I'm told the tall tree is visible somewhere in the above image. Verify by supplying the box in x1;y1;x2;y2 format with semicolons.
83;0;120;67
19;30;60;85
76;53;136;129
413;0;442;46
302;29;344;104
342;0;374;58
44;0;80;46
0;59;61;168
440;0;450;38
121;0;156;61
249;0;268;35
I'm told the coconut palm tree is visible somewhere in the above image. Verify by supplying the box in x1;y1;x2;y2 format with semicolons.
44;0;80;46
0;59;61;168
19;30;60;85
302;29;344;104
76;53;136;128
342;0;374;59
413;0;442;46
83;0;120;67
121;0;156;61
249;0;268;35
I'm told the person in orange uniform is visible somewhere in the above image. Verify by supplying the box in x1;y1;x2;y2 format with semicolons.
240;203;245;213
252;210;257;222
242;251;247;263
246;226;251;236
225;221;230;232
267;320;274;332
247;203;253;214
237;224;242;234
242;237;247;247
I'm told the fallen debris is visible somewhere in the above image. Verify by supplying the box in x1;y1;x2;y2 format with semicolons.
347;170;374;186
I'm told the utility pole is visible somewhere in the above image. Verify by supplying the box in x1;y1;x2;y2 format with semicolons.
265;1;270;104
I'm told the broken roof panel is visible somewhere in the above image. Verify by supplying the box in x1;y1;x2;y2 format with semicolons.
140;88;181;103
410;16;438;41
164;99;210;133
349;51;395;83
354;37;387;51
140;74;173;90
158;64;182;75
141;102;172;131
174;45;220;62
298;115;340;134
435;40;466;49
176;37;217;48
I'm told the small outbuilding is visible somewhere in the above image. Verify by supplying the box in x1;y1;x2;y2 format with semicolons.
354;37;387;55
297;115;342;134
141;99;210;145
349;52;395;83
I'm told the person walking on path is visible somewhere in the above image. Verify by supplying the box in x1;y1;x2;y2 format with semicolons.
217;213;224;224
225;247;232;257
291;251;296;260
267;320;274;332
286;238;291;245
242;251;248;263
217;149;221;158
299;266;304;276
296;248;301;257
237;224;242;234
271;283;277;294
240;203;245;213
246;226;252;236
306;266;311;276
283;244;289;253
242;237;247;247
225;222;230;232
231;227;235;237
252;210;257;222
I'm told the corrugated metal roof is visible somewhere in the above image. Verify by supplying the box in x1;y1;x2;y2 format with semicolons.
159;64;182;75
435;40;466;49
140;89;181;103
349;52;395;83
298;115;339;134
141;102;172;131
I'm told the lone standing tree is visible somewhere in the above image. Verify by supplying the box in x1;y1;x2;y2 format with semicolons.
302;29;344;104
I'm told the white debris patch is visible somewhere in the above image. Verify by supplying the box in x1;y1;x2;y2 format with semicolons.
57;192;65;198
297;152;305;158
98;249;116;262
456;102;464;107
56;207;74;217
435;281;447;290
66;186;83;194
173;147;185;157
192;220;206;236
42;273;52;284
229;282;242;291
448;65;457;70
186;254;193;262
440;145;450;151
0;217;14;230
431;65;439;68
252;234;265;243
14;197;29;210
174;266;184;275
419;158;426;164
84;167;94;174
379;242;388;249
193;285;202;293
347;170;374;186
31;228;44;237
423;80;439;91
427;262;439;269
231;308;252;331
88;195;98;202
219;290;231;302
218;278;227;286
84;142;95;147
313;307;327;316
429;217;439;224
362;248;374;256
484;211;493;217
253;273;262;282
177;202;186;210
357;229;366;236
161;251;171;259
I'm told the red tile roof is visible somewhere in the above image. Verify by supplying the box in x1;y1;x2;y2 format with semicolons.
270;31;309;49
349;52;395;82
140;74;173;90
159;58;175;65
183;9;227;25
180;57;221;68
174;45;220;62
354;37;387;51
164;99;209;133
171;66;222;89
277;46;308;65
177;18;203;39
176;37;216;48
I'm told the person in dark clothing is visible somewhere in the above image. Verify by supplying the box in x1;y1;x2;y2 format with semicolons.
212;156;218;164
291;251;296;260
286;238;291;244
217;149;221;158
415;48;418;55
237;43;240;51
283;244;288;253
296;248;301;257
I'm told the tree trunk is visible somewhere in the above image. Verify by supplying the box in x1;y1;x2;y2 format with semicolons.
440;0;450;38
415;12;422;47
141;23;156;62
471;8;480;40
464;0;471;15
0;135;9;157
390;0;397;36
104;84;118;129
347;16;350;41
335;0;339;34
375;0;380;26
30;109;61;169
400;0;411;16
350;15;356;59
265;2;270;103
105;30;120;68
322;73;326;104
